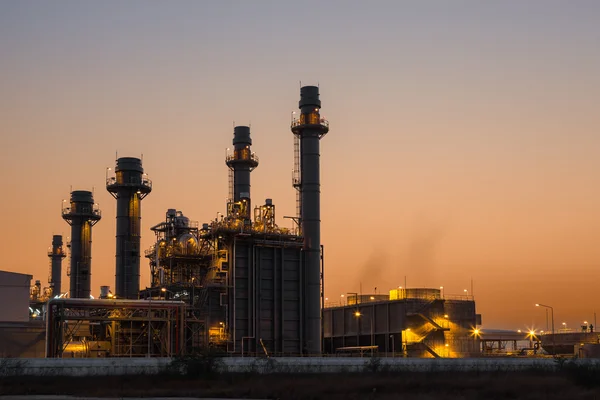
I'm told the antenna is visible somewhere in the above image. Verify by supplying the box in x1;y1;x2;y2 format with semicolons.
141;153;143;163
115;151;118;161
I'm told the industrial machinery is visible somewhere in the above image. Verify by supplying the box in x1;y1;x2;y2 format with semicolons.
106;157;152;299
62;190;101;299
45;298;185;358
141;91;329;356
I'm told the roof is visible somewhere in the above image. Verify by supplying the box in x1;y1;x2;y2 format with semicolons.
0;270;33;286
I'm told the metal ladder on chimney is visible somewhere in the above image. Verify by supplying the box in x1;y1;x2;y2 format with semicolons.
292;134;301;232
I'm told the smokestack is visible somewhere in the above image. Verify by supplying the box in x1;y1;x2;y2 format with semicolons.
225;126;259;217
62;190;101;299
106;157;152;299
291;85;329;354
47;235;66;297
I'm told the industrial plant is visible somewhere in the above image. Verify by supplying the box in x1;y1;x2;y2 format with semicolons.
4;84;555;360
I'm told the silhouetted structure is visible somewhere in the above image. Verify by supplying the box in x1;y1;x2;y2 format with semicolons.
47;235;66;297
107;157;152;299
62;191;101;299
292;86;329;354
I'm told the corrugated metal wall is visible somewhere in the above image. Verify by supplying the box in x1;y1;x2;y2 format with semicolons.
229;240;304;355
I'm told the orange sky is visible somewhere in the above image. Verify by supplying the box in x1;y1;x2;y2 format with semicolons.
1;1;599;330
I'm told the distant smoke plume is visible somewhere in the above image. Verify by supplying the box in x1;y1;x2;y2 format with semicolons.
403;214;447;284
357;246;389;295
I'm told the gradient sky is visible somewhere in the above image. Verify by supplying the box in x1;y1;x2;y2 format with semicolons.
1;0;599;331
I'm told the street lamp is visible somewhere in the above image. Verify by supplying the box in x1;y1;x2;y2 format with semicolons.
535;304;555;335
536;303;555;353
389;334;395;357
355;311;374;356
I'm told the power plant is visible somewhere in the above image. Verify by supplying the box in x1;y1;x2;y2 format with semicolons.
3;85;493;359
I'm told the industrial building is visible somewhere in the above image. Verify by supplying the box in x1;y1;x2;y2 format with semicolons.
0;270;46;357
12;85;490;359
323;289;481;358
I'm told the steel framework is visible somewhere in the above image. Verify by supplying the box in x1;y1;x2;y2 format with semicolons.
45;298;185;358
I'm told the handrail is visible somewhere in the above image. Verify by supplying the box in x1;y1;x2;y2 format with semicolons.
225;152;259;163
106;176;153;189
291;117;329;129
61;207;101;218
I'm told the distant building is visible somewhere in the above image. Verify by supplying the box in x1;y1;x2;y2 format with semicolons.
0;270;32;322
0;270;45;357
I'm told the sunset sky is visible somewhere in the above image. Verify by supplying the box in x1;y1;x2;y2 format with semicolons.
1;1;599;330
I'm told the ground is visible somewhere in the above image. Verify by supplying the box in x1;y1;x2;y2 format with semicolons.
2;370;600;399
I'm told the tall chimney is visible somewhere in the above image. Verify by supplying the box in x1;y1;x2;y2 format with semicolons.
47;235;66;297
106;157;152;299
291;85;329;354
62;190;101;298
225;126;259;218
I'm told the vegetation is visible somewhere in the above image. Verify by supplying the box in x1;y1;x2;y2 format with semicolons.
2;356;600;399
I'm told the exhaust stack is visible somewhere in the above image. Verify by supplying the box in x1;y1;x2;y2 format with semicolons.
107;157;152;299
225;126;259;219
62;190;101;299
47;235;66;297
291;85;329;354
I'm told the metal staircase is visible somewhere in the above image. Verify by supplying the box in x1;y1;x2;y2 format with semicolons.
405;298;448;358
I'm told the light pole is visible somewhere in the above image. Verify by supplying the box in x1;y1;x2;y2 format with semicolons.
403;328;411;357
161;287;174;300
390;334;395;357
355;311;374;356
536;303;555;353
147;290;152;357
